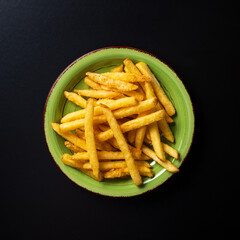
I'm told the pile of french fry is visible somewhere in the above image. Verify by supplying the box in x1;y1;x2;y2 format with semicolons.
50;58;179;186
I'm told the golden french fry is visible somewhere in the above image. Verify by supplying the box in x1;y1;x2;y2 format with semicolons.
84;77;102;90
135;126;147;149
97;109;165;142
134;110;152;150
72;151;149;161
162;143;179;159
60;98;157;132
144;80;166;161
50;123;87;150
142;145;179;173
64;91;87;108
75;89;121;98
123;58;142;75
156;102;174;123
62;154;99;181
158;117;174;143
136;62;176;116
61;97;137;123
64;141;85;153
86;72;138;91
103;167;153;178
110;65;124;72
102;72;151;82
148;122;166;161
85;98;102;180
100;104;142;186
82;160;151;171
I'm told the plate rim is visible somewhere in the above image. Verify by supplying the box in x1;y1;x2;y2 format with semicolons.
43;46;195;197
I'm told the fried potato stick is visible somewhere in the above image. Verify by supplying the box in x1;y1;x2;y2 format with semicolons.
82;161;151;171
72;150;148;161
102;72;151;82
75;89;121;99
103;167;153;178
64;91;87;108
64;141;85;153
100;104;142;186
136;62;176;116
85;98;102;180
110;65;124;72
145;81;166;161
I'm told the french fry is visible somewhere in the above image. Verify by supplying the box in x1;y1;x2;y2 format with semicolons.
136;62;176;116
154;102;174;142
64;91;87;108
86;72;138;91
75;89;121;98
50;123;87;150
62;154;99;181
148;122;166;161
100;104;142;186
72;151;149;161
123;58;142;75
145;80;166;161
110;65;124;72
60;98;157;132
162;143;179;159
84;77;102;90
82;161;151;171
102;72;151;82
156;102;174;123
103;167;154;178
142;145;179;173
85;98;102;180
96;109;165;142
135;125;147;149
61;97;137;123
64;141;85;153
134;110;152;151
158;117;174;143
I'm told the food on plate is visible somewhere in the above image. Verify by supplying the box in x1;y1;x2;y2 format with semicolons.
50;58;179;185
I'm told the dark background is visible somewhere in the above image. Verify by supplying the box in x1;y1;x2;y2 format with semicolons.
1;0;239;239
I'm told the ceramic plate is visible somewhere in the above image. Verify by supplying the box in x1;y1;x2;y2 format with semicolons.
43;47;194;197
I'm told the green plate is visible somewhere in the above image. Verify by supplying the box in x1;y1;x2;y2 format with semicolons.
43;47;194;197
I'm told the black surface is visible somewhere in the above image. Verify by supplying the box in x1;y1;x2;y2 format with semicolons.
1;0;239;239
